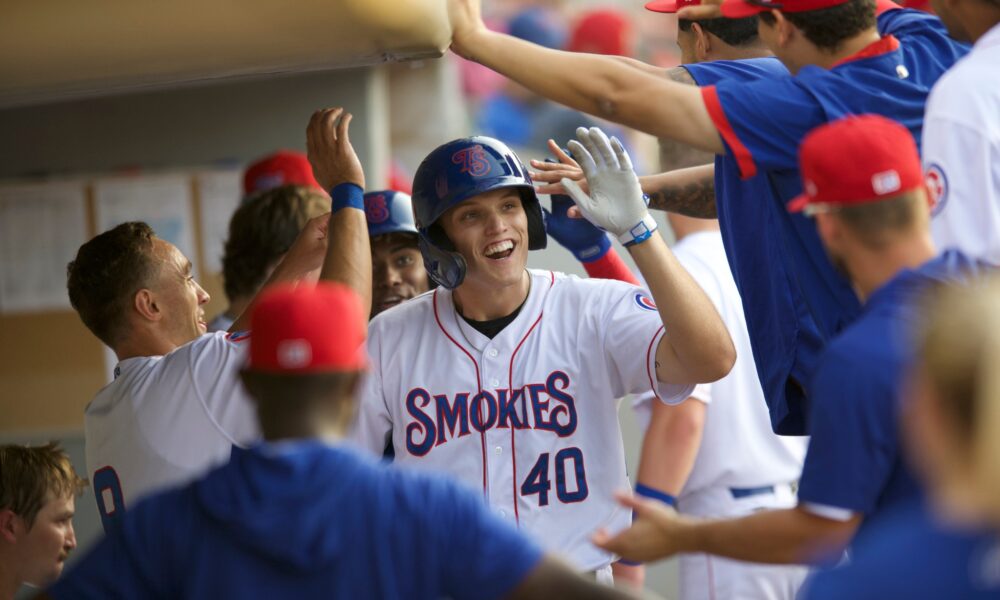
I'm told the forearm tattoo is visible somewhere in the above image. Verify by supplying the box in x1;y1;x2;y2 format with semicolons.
647;178;718;219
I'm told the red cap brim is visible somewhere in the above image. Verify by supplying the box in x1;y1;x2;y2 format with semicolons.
719;0;769;17
787;194;810;213
645;0;681;12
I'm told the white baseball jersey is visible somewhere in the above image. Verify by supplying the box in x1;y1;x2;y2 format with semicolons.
922;22;1000;265
352;269;693;571
633;232;808;600
85;331;259;529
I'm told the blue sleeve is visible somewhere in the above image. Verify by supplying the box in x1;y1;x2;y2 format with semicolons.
684;57;788;87
704;77;825;178
797;344;900;514
429;480;545;600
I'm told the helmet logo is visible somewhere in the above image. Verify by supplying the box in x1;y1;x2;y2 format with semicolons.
365;194;390;224
452;145;492;177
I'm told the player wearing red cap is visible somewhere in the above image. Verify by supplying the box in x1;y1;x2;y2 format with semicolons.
48;283;645;600
591;114;991;570
68;108;371;530
447;0;967;436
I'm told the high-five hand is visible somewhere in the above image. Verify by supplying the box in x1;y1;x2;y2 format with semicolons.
561;127;658;247
306;107;365;192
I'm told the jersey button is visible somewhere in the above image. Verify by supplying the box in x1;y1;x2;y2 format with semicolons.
487;348;498;358
490;378;500;387
494;446;502;455
499;510;507;518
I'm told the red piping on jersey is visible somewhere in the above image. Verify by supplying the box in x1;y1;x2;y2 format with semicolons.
646;326;665;401
505;272;554;524
831;35;901;68
508;311;545;525
432;289;489;495
701;86;758;180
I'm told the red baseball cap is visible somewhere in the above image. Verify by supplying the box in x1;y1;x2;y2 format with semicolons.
645;0;702;13
719;0;851;18
788;114;923;213
243;150;322;196
247;282;368;374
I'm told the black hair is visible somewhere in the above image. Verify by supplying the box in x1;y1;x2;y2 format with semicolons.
758;0;876;52
678;17;760;47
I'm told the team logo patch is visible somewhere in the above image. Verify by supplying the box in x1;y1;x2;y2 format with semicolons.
634;293;657;311
452;145;492;177
926;163;949;216
277;339;312;368
365;194;390;224
871;169;901;196
226;330;251;344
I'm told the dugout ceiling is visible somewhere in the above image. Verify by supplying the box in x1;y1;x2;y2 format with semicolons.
0;0;449;108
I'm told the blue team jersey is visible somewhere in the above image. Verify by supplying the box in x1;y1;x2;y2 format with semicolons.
50;442;543;600
797;251;990;543
685;56;824;436
801;502;1000;599
694;7;969;434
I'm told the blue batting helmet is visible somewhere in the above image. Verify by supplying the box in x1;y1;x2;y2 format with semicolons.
411;136;547;289
364;190;418;238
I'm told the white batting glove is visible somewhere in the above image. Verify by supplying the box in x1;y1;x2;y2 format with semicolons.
561;127;657;247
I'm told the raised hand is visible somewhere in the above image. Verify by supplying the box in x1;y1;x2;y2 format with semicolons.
530;139;588;196
561;127;657;247
306;107;365;192
447;0;488;60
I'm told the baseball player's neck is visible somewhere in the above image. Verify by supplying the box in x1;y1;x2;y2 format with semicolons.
782;27;881;74
257;401;355;443
452;269;531;321
0;558;19;600
849;233;937;302
113;328;182;362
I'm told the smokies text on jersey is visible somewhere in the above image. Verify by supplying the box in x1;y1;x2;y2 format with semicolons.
405;371;576;456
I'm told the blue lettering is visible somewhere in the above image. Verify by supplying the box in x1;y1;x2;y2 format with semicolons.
469;391;498;432
545;371;577;437
528;383;552;432
405;388;436;456
497;388;527;429
435;393;470;446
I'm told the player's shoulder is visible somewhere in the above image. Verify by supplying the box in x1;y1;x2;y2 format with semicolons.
927;52;1000;117
685;56;788;86
542;268;641;305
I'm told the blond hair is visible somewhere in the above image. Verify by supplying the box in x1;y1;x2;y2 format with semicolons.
917;274;1000;518
0;442;87;527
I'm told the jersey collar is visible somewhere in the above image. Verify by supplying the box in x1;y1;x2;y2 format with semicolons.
832;35;901;69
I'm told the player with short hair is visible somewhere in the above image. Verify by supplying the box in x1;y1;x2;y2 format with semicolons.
0;443;86;599
448;0;968;435
921;0;1000;264
209;183;330;332
46;283;641;600
798;276;1000;599
352;128;736;580
68;107;371;531
594;114;991;568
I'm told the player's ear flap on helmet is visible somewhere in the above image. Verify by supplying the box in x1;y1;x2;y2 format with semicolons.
418;236;467;289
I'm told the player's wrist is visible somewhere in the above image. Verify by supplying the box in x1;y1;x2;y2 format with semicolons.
619;213;658;247
635;483;677;507
330;182;364;213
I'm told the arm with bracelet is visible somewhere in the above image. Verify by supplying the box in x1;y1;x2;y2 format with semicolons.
228;107;371;333
543;191;639;285
562;127;734;385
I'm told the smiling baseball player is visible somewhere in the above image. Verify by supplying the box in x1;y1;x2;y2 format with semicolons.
351;128;734;579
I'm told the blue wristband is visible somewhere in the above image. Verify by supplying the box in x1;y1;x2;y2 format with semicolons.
330;183;364;213
635;483;678;507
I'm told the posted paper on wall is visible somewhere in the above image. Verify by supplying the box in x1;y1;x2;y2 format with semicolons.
94;174;198;277
0;181;89;313
196;169;242;274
